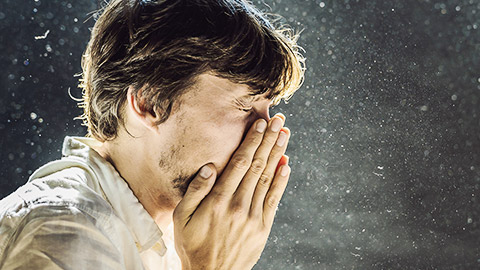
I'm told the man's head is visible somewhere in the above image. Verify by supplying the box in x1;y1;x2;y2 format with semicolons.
79;0;304;141
78;0;305;204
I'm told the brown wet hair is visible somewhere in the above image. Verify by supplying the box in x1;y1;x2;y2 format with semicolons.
78;0;305;141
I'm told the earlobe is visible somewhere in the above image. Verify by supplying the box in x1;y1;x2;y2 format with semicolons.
127;86;159;132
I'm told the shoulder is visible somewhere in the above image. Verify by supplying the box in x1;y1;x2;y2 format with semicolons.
0;166;114;243
0;167;114;235
18;167;112;216
0;168;125;269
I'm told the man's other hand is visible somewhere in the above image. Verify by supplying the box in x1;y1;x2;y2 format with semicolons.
173;114;291;270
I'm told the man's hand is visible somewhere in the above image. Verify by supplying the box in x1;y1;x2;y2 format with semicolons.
173;113;291;270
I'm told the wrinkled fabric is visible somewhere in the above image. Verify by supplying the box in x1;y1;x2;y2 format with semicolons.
0;136;182;270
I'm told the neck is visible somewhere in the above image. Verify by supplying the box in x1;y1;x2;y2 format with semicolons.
92;135;176;234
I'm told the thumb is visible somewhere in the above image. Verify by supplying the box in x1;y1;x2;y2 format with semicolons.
173;164;216;226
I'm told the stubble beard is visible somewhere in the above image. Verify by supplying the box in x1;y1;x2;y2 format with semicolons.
172;173;197;197
158;142;197;198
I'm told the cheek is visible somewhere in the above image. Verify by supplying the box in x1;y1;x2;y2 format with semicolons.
198;114;248;158
217;119;245;145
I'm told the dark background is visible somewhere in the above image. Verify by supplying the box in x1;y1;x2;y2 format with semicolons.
1;0;479;269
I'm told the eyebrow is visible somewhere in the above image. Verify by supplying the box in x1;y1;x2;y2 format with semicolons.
239;93;271;102
238;94;275;108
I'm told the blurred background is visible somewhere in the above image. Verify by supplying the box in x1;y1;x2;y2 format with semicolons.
1;0;479;269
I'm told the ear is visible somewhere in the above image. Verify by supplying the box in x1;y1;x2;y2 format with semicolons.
126;85;160;132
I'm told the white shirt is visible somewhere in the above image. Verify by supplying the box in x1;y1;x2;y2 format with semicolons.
0;136;182;270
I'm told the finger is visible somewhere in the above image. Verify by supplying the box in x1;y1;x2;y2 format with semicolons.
275;154;289;175
250;128;290;214
263;164;290;227
234;118;287;208
275;128;290;176
173;164;216;227
272;127;291;176
276;113;286;124
210;118;267;197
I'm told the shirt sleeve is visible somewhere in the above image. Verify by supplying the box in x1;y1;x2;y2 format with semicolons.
1;205;127;270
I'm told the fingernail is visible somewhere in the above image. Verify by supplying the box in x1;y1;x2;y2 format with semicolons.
276;131;287;146
256;119;267;133
275;113;286;122
280;165;290;177
271;117;283;132
199;165;212;179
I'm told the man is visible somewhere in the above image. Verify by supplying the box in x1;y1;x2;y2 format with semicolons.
0;0;305;269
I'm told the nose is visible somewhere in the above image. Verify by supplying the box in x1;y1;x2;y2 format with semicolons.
255;101;273;123
257;109;286;125
256;109;271;123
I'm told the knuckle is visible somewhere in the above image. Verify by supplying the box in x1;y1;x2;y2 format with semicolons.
187;179;203;192
258;173;272;187
230;201;246;216
250;158;266;174
211;189;228;202
265;194;279;209
262;135;276;146
231;155;249;170
250;133;263;145
211;200;225;215
248;210;261;221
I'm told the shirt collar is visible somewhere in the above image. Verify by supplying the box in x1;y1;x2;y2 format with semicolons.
61;136;167;256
